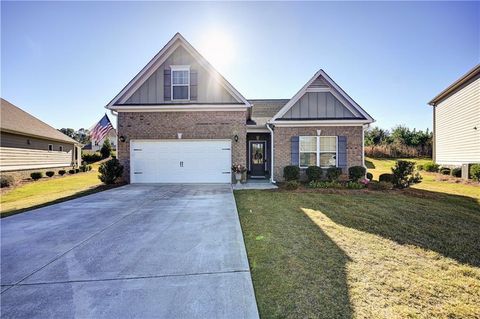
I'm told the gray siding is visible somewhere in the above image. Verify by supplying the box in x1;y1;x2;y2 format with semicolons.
0;132;75;171
124;45;239;105
281;92;359;119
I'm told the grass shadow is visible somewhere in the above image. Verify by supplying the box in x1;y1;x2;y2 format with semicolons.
364;159;375;169
236;191;353;319
1;183;125;219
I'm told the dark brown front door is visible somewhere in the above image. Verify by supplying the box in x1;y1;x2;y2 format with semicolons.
250;141;266;177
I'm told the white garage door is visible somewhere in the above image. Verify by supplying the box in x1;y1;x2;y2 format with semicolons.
130;140;232;183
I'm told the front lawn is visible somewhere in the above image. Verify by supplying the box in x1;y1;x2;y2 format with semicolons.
1;163;105;217
235;189;480;318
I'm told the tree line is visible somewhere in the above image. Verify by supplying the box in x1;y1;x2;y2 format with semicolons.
365;125;432;158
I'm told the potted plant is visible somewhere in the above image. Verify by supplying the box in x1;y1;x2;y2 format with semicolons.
231;163;246;184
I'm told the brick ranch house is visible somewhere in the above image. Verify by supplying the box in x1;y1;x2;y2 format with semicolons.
106;33;374;183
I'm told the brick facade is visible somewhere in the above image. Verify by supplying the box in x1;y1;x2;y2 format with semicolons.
273;126;364;181
117;111;247;182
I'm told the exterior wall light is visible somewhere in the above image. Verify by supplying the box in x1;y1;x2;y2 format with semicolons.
119;136;126;142
234;135;239;142
177;133;183;139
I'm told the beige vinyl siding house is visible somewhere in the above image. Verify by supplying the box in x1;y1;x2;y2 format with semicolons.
0;98;82;180
429;65;480;176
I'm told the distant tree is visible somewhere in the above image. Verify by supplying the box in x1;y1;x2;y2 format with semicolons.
59;128;75;138
365;127;390;146
58;128;90;144
100;138;112;159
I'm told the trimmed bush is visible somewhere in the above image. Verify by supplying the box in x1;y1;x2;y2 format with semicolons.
75;168;80;173
45;171;55;177
391;160;422;189
0;175;14;188
79;165;87;172
68;169;75;174
470;164;480;181
284;181;299;190
417;164;424;171
58;170;66;176
439;167;451;175
87;165;93;171
283;165;300;181
326;167;342;182
345;181;365;189
366;172;373;180
98;158;124;185
451;167;462;178
306;166;322;182
348;166;366;181
100;139;113;159
82;152;103;164
423;161;439;172
368;181;393;190
30;172;43;181
379;173;394;183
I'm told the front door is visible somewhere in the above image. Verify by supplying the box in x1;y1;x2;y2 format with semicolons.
250;141;266;177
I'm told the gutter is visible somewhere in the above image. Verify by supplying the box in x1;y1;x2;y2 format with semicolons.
266;123;276;184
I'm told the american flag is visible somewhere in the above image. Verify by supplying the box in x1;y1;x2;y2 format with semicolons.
90;114;114;142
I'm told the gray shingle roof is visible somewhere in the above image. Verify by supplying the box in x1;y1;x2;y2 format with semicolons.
0;98;78;144
248;99;289;118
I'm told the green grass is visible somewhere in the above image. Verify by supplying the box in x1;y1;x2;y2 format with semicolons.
366;157;480;201
236;158;480;318
1;163;106;217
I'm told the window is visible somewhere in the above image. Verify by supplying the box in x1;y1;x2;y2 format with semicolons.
59;146;63;152
48;144;53;151
299;136;337;168
171;66;190;100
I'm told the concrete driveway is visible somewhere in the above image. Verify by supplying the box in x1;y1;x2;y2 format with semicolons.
1;184;259;318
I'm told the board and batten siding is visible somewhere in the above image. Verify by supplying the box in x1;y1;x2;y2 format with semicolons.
435;76;480;165
0;132;76;171
124;45;238;105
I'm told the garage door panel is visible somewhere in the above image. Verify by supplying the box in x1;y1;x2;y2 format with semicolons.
131;140;231;183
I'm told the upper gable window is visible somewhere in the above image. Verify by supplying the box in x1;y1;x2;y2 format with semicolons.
171;66;190;100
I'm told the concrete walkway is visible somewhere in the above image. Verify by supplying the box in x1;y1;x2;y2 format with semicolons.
0;184;259;318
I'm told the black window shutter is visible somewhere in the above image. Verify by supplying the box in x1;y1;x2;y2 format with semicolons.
164;69;171;101
291;136;299;166
190;70;197;101
337;136;347;171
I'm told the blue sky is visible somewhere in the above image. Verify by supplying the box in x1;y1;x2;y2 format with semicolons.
2;1;478;131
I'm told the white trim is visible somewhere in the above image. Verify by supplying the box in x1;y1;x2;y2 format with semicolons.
171;65;190;101
271;120;367;127
246;127;270;133
106;33;251;108
266;123;275;183
298;136;338;169
112;105;248;112
271;69;374;123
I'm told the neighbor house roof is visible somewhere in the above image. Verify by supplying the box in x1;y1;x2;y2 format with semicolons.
428;64;480;106
0;98;78;144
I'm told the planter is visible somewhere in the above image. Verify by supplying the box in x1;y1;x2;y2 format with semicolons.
235;173;242;185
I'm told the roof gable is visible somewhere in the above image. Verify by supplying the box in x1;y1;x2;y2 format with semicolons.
0;98;78;144
107;33;250;108
271;70;374;123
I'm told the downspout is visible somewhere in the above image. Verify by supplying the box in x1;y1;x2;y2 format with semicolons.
266;123;276;184
362;124;369;169
109;109;118;155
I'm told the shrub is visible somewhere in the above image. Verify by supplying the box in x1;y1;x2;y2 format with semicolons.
470;164;480;181
379;173;394;183
391;160;422;189
75;168;80;173
345;181;365;189
30;172;43;181
306;166;322;182
439;167;451;175
58;170;66;176
45;171;55;177
423;161;439;172
326;167;342;181
451;167;462;178
368;181;393;190
87;165;93;171
348;166;366;181
283;165;300;181
82;152;103;164
79;165;87;172
100;139;113;159
417;164;424;171
68;169;75;174
284;181;299;190
308;180;342;189
98;158;124;185
0;175;14;188
366;172;373;180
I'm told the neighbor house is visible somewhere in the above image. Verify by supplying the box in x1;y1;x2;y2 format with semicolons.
428;65;480;178
0;98;82;180
106;33;374;183
83;128;117;154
